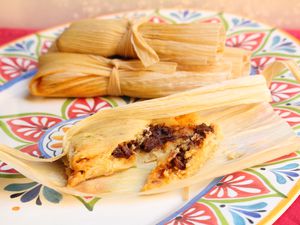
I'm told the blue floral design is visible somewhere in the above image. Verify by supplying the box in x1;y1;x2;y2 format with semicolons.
170;10;201;21
270;163;300;184
250;66;259;75
4;181;62;205
222;202;267;225
5;40;35;56
231;18;259;28
270;35;296;53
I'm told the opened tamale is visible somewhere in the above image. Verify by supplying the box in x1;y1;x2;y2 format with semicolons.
55;19;226;67
62;75;271;189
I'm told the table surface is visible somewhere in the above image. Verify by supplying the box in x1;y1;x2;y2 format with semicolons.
0;27;300;225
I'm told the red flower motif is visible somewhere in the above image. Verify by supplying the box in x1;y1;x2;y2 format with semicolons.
40;40;53;55
149;16;166;23
67;97;112;118
226;32;265;51
19;143;41;157
200;17;221;23
0;57;37;81
165;202;218;225
266;152;298;163
0;162;18;174
274;108;300;127
7;116;62;142
205;172;270;199
270;82;300;103
251;56;278;74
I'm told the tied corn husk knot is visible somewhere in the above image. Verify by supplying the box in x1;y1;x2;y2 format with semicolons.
115;20;135;58
107;59;121;96
56;18;225;68
29;53;178;97
58;18;160;67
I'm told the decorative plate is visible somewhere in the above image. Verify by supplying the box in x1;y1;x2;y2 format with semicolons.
1;9;300;225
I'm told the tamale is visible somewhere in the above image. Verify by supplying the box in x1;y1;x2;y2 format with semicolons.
29;48;249;98
56;19;225;67
63;75;270;188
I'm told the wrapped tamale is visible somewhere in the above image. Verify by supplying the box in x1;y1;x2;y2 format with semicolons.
55;19;226;67
29;47;250;98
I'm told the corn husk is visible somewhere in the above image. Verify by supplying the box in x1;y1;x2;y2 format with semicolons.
223;47;251;78
56;19;226;67
29;47;249;98
2;73;300;197
262;60;300;85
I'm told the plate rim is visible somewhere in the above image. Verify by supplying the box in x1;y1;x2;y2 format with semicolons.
0;8;299;225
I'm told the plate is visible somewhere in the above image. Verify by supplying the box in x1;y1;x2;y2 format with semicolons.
1;9;300;225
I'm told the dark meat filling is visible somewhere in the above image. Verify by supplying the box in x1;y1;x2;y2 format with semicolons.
170;148;187;170
111;144;133;159
140;124;174;152
111;140;136;159
111;124;174;158
194;123;213;138
111;123;214;169
169;123;214;170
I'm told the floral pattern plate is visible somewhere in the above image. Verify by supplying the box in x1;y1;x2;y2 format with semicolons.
0;9;300;225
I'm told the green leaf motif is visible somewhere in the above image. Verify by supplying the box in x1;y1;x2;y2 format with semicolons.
74;196;101;211
199;199;229;225
252;28;275;56
35;34;42;56
43;186;63;204
101;97;119;107
0;77;5;84
4;182;37;192
0;173;24;178
4;181;63;205
0;112;60;119
217;12;229;31
61;98;74;119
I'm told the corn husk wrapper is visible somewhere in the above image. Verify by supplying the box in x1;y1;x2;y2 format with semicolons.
29;47;249;98
2;71;300;197
223;47;251;78
56;19;225;67
262;60;300;85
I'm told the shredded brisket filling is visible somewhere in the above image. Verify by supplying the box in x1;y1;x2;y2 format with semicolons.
140;124;174;152
111;143;133;159
111;123;214;169
170;148;187;170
